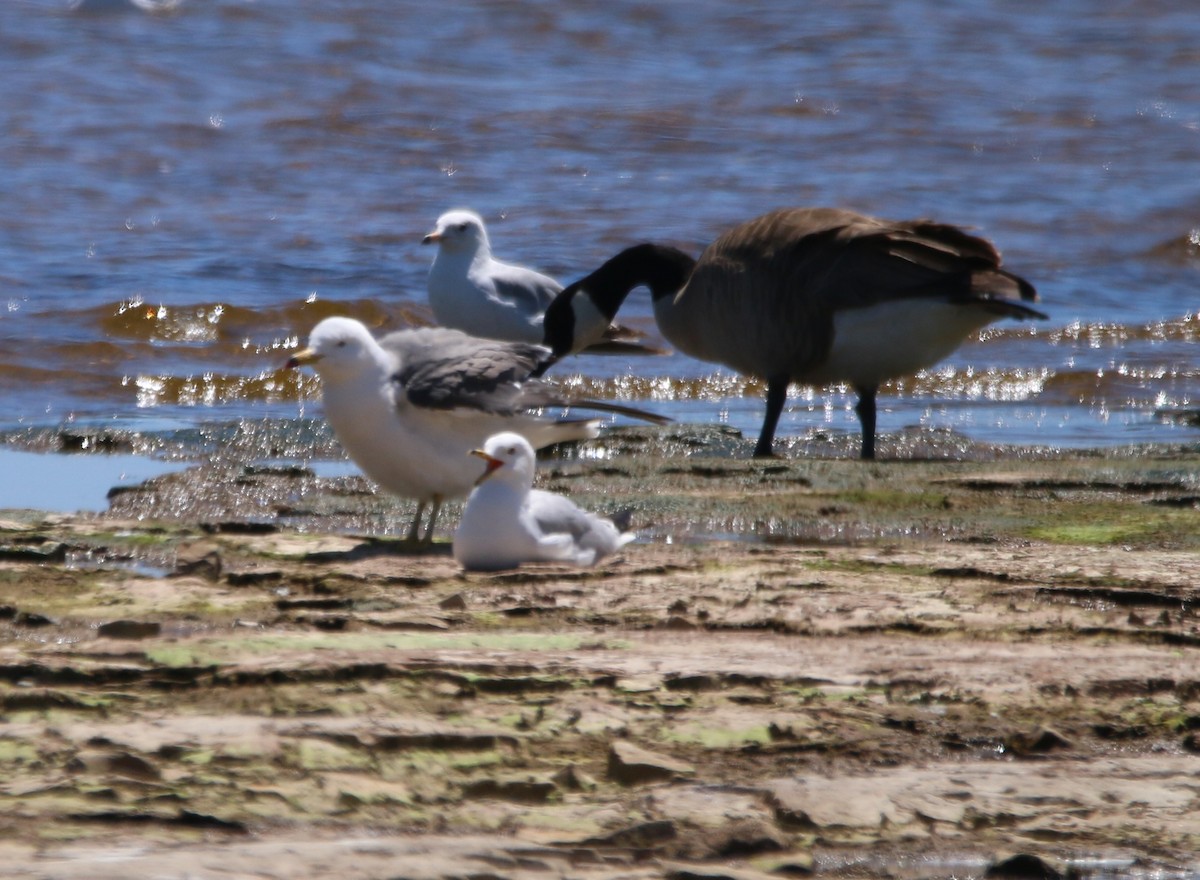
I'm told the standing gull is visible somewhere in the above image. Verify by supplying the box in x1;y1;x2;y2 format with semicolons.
422;209;658;355
541;207;1047;460
286;317;666;543
453;432;634;571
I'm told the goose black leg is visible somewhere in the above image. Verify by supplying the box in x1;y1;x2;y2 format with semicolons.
854;385;878;460
755;377;790;458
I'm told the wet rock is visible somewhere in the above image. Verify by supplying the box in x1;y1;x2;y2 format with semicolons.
1;689;97;711
15;610;56;627
607;741;695;785
242;464;312;479
200;521;278;535
173;542;222;580
552;763;597;792
368;729;519;751
97;619;161;640
501;602;560;617
1156;407;1200;427
765;777;895;829
461;777;557;803
664;674;719;691
661;614;698;630
1004;727;1072;756
756;854;815;876
0;540;68;563
224;565;284;586
58;431;133;454
1174;714;1200;732
66;750;162;781
299;614;349;631
663;862;783;880
1092;723;1149;740
176;810;248;833
584;818;677;848
706;818;789;857
104;484;142;503
366;613;452;632
274;597;353;611
984;853;1064;880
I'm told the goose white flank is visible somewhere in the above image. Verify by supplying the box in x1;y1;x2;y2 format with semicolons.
541;207;1047;460
453;431;635;571
285;317;667;543
422;208;659;357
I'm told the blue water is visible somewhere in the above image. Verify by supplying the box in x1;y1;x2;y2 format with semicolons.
1;0;1199;461
0;447;178;512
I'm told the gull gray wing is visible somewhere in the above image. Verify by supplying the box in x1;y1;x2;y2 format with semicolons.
380;326;671;424
506;383;672;425
488;262;563;314
528;490;631;561
529;492;596;541
380;327;551;414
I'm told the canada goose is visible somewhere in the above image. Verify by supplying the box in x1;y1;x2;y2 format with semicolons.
542;207;1046;459
422;209;659;355
453;431;635;571
286;317;667;543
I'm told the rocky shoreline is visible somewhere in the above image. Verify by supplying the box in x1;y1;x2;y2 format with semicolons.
2;424;1200;878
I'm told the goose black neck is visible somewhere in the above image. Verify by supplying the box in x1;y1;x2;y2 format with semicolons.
542;244;695;357
589;243;696;311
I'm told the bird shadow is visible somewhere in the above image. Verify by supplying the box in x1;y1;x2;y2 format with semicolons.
303;536;453;564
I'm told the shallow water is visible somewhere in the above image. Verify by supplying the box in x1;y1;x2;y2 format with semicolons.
0;446;177;512
2;0;1199;455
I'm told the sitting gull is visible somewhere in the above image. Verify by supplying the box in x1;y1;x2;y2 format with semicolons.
541;207;1047;459
422;208;659;355
453;431;634;571
286;317;666;543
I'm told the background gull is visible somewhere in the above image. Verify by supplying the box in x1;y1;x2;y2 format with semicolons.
285;317;665;544
422;209;661;356
453;431;635;571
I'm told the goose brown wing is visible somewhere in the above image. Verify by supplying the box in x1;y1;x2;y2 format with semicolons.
804;216;1041;314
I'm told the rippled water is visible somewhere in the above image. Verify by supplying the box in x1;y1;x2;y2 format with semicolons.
2;0;1199;461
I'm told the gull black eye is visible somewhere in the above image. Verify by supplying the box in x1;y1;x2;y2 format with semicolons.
457;223;469;231
507;446;516;455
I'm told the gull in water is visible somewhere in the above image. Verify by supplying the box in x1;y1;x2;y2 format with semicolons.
422;208;659;355
285;317;666;544
453;432;635;571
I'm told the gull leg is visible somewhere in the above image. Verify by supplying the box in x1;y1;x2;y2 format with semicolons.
406;501;426;543
420;495;443;545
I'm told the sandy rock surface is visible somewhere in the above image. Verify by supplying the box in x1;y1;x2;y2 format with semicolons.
3;428;1200;878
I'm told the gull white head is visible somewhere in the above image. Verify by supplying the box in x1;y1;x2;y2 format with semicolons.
285;316;381;379
422;209;491;256
470;431;536;489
